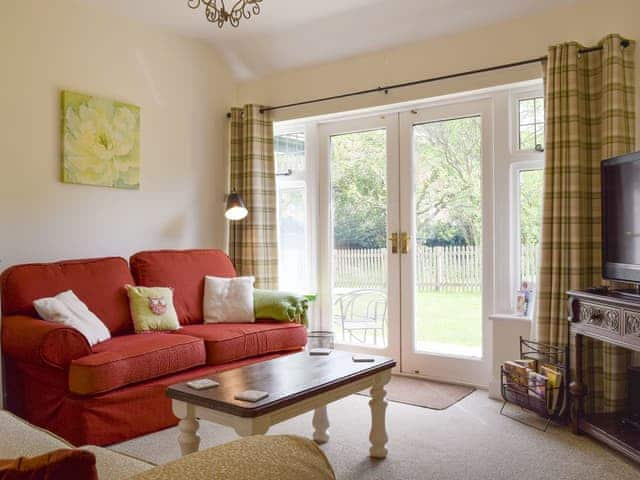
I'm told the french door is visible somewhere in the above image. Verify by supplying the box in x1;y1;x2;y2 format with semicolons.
318;115;402;361
318;99;492;387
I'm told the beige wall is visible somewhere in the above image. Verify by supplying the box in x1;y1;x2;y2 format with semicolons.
238;0;640;135
0;0;235;269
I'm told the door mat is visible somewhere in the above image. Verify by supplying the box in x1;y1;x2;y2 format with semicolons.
357;375;475;410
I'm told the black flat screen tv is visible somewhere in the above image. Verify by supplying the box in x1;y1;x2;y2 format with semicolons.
602;151;640;284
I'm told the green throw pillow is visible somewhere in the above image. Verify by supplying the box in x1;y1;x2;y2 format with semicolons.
125;285;180;333
254;289;309;326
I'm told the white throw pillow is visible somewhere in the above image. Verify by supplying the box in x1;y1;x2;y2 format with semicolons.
203;276;255;324
33;290;111;346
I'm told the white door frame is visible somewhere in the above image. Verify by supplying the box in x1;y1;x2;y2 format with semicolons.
398;98;494;387
318;114;401;363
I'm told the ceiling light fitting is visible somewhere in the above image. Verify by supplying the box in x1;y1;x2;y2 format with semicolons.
188;0;262;29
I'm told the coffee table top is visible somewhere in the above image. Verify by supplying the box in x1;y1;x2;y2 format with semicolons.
167;350;396;417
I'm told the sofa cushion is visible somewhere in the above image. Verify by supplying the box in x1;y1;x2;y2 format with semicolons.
125;286;180;333
33;290;111;346
177;323;307;365
130;250;236;325
1;258;134;335
68;333;206;395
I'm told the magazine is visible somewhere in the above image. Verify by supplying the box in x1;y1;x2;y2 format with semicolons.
541;364;562;413
527;371;547;400
504;361;529;393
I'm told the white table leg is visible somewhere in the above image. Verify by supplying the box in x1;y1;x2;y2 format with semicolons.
312;405;330;444
177;404;200;456
369;369;391;459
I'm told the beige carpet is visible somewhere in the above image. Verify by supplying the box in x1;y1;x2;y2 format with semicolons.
357;376;474;410
111;391;640;480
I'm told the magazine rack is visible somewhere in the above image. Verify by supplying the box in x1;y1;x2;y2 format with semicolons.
500;337;568;431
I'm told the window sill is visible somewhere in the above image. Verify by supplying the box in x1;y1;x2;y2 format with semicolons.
489;313;532;323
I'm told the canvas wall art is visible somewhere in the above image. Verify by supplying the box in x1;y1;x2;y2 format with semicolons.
61;90;140;189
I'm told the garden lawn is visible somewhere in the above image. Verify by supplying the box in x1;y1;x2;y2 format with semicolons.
415;291;482;348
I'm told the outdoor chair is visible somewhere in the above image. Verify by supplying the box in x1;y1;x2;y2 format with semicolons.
333;288;387;346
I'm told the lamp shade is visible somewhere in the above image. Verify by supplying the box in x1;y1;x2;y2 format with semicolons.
225;192;248;221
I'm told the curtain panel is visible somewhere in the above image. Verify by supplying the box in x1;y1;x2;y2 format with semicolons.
229;105;279;289
536;34;636;413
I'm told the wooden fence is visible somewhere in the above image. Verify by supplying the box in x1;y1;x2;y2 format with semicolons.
333;244;539;292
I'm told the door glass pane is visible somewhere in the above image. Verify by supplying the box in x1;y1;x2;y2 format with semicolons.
277;183;308;292
413;116;482;358
330;129;388;348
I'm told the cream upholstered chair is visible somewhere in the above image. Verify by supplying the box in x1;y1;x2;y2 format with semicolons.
0;410;153;480
0;410;336;480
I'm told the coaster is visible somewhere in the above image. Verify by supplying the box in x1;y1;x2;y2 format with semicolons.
186;379;219;390
352;354;375;363
234;390;269;402
309;348;332;356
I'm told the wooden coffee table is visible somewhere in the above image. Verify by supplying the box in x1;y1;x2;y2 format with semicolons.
167;350;396;459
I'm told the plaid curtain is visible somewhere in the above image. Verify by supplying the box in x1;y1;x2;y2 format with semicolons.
229;105;279;289
536;34;635;413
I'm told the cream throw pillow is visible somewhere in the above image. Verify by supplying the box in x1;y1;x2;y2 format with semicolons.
33;290;111;346
203;276;255;323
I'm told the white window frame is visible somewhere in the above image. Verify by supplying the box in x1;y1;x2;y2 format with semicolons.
272;80;547;356
510;89;545;155
273;123;317;296
506;86;545;314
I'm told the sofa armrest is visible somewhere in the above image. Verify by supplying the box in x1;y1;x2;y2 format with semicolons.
129;435;335;480
2;315;91;369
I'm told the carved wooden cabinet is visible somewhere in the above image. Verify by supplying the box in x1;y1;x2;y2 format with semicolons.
568;288;640;463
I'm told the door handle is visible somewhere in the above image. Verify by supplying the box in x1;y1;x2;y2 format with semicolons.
389;232;398;254
400;232;410;254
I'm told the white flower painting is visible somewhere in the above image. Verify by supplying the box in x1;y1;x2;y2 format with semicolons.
62;91;140;189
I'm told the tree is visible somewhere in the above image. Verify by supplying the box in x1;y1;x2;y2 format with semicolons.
331;130;387;249
414;117;482;246
519;169;544;245
319;116;542;250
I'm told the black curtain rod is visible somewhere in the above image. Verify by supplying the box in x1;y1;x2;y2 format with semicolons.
226;40;629;118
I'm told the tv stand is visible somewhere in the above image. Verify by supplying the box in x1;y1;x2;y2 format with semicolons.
568;289;640;464
621;415;640;432
584;285;640;300
615;284;640;299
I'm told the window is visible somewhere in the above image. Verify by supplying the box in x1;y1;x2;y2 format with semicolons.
274;129;310;292
517;168;543;288
275;131;305;173
518;96;545;151
513;161;544;304
509;87;545;315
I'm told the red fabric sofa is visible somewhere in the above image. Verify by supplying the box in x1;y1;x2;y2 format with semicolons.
0;249;307;446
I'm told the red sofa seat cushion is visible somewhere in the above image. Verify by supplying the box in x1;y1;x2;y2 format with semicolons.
130;249;237;325
177;323;307;365
0;257;134;335
68;333;206;395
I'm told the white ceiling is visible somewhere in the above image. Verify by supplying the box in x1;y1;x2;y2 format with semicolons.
81;0;577;80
